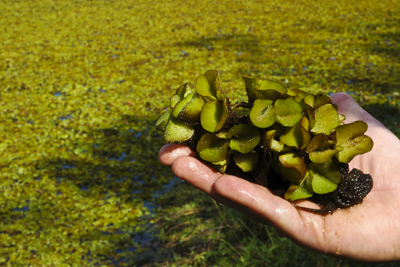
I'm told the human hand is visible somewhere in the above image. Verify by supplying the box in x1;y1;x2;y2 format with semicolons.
158;92;400;262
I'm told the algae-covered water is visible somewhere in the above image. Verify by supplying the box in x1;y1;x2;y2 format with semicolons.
0;0;399;266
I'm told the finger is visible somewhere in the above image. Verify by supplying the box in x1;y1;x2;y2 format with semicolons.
171;156;272;224
171;156;220;193
212;175;306;237
158;144;196;166
169;148;309;237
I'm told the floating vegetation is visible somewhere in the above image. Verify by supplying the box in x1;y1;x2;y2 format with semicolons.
1;0;399;265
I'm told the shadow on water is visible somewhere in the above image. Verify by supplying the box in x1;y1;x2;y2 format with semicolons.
344;16;400;95
26;116;176;265
176;34;269;73
362;101;400;137
350;15;400;134
37;116;170;201
177;34;264;55
366;17;400;61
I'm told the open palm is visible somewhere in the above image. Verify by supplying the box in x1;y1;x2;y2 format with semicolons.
159;93;400;262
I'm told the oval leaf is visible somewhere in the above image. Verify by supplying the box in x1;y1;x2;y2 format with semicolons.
309;160;341;194
279;152;307;184
196;133;230;162
233;151;259;172
285;173;314;201
172;93;196;118
195;73;217;100
200;101;225;132
314;92;333;109
164;117;195;143
280;122;311;149
274;98;303;127
178;94;205;123
250;99;275;128
228;124;260;154
195;70;225;101
259;79;287;94
243;76;286;102
310;103;339;135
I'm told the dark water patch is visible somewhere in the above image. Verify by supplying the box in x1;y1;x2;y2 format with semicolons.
59;114;73;121
11;206;30;212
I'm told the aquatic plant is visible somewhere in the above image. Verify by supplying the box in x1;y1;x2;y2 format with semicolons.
157;70;374;214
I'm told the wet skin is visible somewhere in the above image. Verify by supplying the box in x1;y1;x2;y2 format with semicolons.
159;93;400;262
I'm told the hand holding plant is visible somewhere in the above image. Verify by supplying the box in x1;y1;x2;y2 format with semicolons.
157;71;374;213
159;93;400;262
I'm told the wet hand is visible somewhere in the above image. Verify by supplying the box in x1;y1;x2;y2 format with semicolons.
159;93;400;262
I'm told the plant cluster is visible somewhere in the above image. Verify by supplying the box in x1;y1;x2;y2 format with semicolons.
157;70;374;203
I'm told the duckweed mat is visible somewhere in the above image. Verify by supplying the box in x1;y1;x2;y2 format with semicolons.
0;0;399;266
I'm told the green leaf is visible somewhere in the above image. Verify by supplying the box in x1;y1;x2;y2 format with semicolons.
195;70;225;101
212;159;229;166
215;131;229;139
200;101;228;132
155;110;172;131
176;94;205;123
234;107;250;116
172;93;196;118
262;130;284;152
304;94;315;108
309;160;341;194
196;133;230;162
170;94;181;109
228;124;260;154
242;75;262;102
249;99;275;128
280;122;311;149
310;103;339;135
286;88;297;97
279;152;307;184
335;121;374;163
300;116;309;131
170;83;193;108
243;76;287;102
208;161;229;173
339;114;346;123
291;89;309;99
274;98;303;127
285;173;314;201
314;92;333;109
259;79;287;94
164;117;195;143
196;73;217;101
233;151;259;172
216;98;230;131
306;134;341;163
